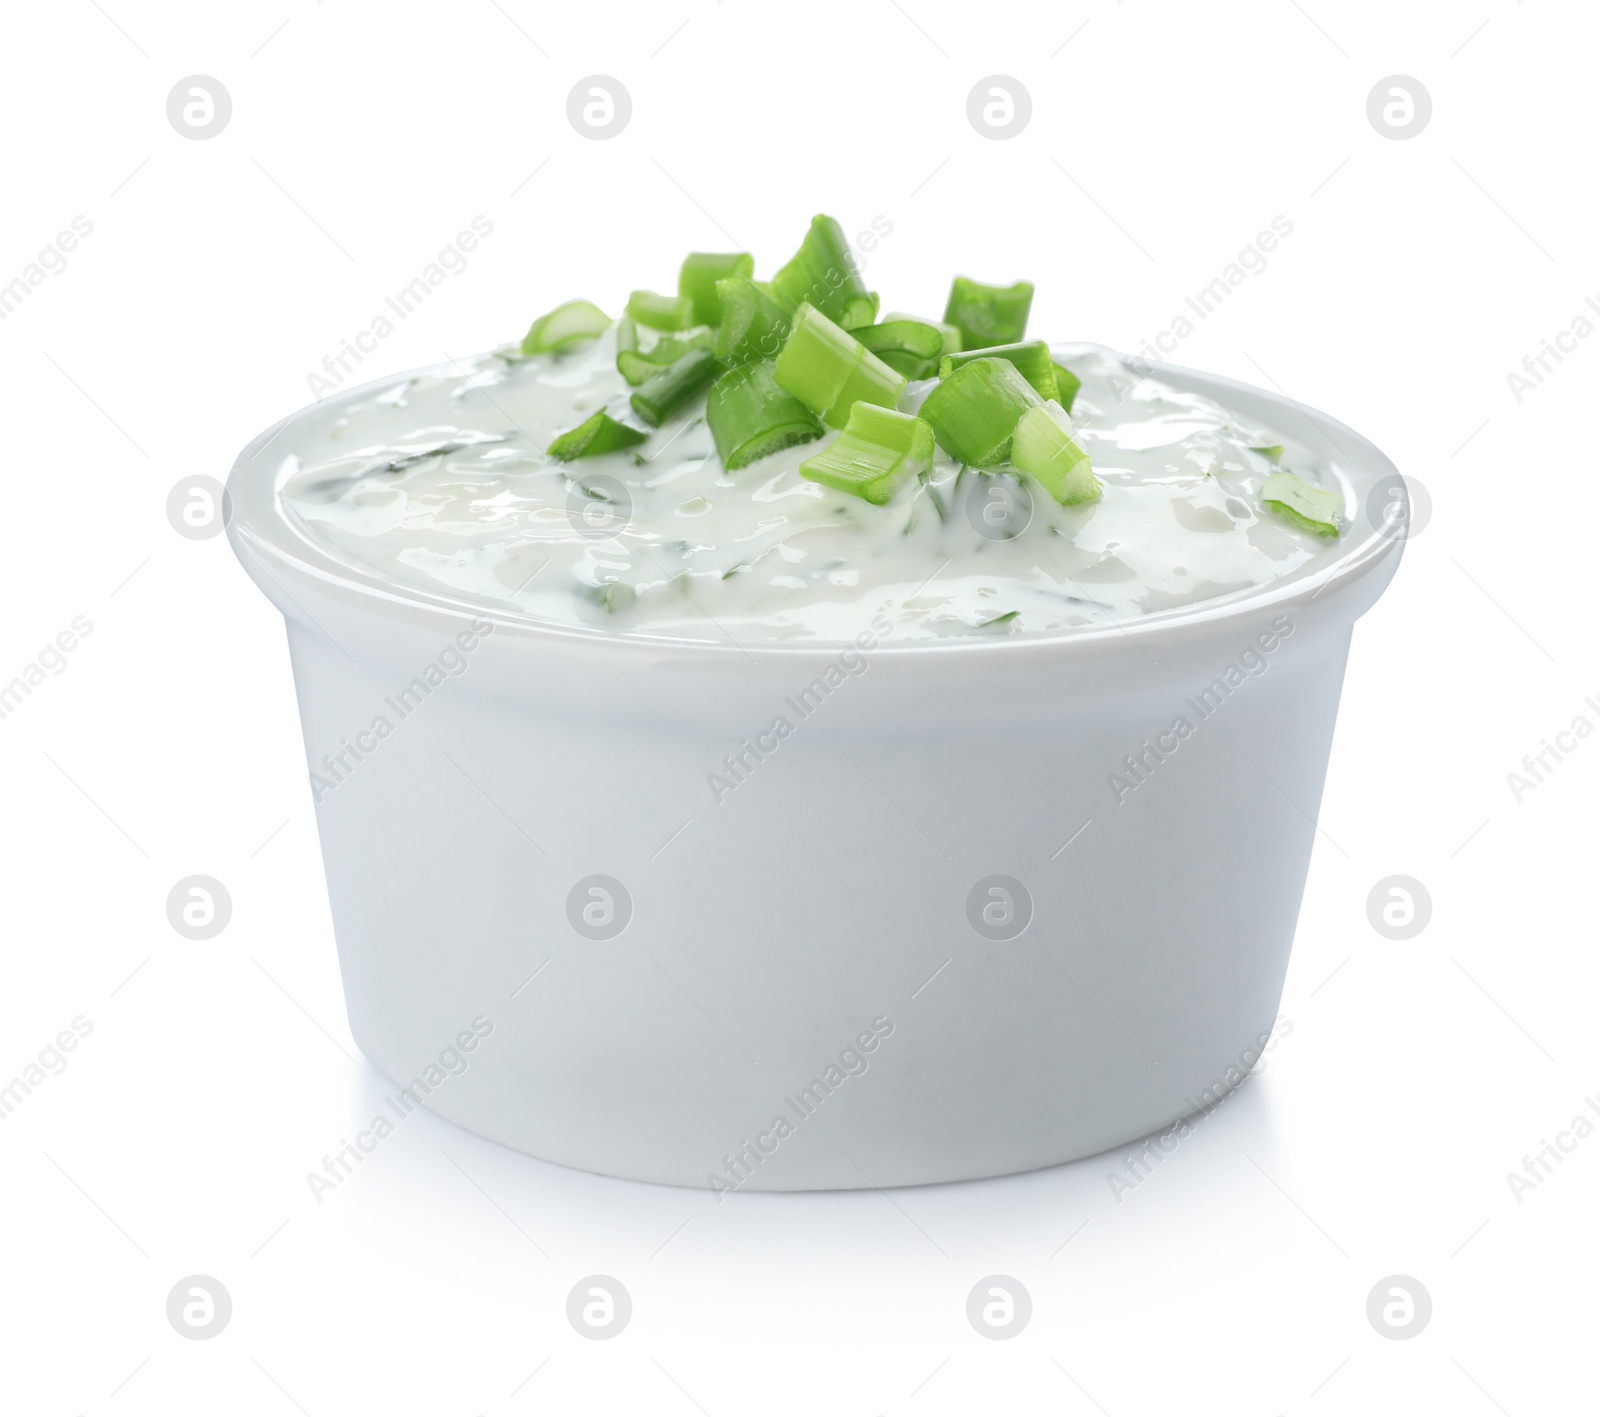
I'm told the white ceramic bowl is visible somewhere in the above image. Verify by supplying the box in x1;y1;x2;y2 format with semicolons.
228;353;1404;1192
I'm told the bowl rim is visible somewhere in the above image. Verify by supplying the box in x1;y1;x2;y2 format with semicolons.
227;346;1407;662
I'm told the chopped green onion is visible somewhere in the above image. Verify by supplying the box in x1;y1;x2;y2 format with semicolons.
706;361;823;470
546;410;648;461
625;289;697;331
770;214;878;330
1250;444;1284;462
773;302;907;429
630;348;720;427
1053;363;1082;415
882;312;962;355
918;356;1040;466
678;251;754;327
857;320;946;380
521;299;611;355
842;294;879;330
617;347;680;386
713;277;793;365
1262;471;1343;538
616;320;714;386
617;341;701;386
580;580;637;613
1011;400;1100;506
800;404;933;506
942;276;1034;351
939;340;1057;400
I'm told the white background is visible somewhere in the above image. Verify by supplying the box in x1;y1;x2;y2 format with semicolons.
2;0;1596;1412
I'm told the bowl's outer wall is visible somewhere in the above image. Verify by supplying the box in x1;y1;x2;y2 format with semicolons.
282;588;1357;1190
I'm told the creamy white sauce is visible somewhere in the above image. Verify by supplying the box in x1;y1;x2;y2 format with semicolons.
276;336;1356;644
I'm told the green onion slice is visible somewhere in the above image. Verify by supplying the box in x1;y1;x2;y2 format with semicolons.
881;311;963;355
678;251;755;327
521;299;611;355
1250;444;1284;462
1262;471;1343;538
625;289;697;331
939;340;1057;400
546;410;648;462
616;321;715;386
706;361;823;470
617;343;700;386
1011;401;1100;506
841;294;879;330
629;348;720;427
800;404;933;506
1053;362;1082;415
772;302;907;429
941;276;1034;351
770;214;878;330
857;320;946;380
713;276;793;365
918;355;1041;466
